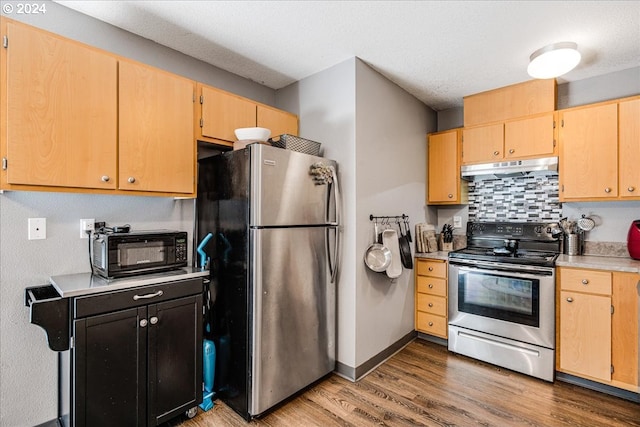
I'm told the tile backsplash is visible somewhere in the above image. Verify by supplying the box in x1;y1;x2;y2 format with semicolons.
468;173;561;222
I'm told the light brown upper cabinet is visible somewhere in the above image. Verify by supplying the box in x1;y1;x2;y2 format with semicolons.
558;96;640;201
462;113;556;164
119;60;196;194
256;104;298;139
427;129;467;204
1;18;118;190
618;98;640;199
196;83;298;146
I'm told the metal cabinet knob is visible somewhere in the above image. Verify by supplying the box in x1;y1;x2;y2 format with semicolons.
582;279;589;285
493;151;500;156
566;297;574;303
150;316;158;325
428;284;434;289
509;149;515;154
428;267;433;271
428;303;433;307
101;175;110;182
428;322;434;327
604;187;612;193
628;186;636;192
128;177;136;184
140;319;148;327
448;194;453;198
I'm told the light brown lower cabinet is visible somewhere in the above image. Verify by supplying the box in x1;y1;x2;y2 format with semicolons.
557;267;639;393
415;258;448;339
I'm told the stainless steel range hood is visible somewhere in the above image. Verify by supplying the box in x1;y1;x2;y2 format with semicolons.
461;156;558;180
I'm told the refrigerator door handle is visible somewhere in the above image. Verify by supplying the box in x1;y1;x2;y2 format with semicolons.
328;166;341;283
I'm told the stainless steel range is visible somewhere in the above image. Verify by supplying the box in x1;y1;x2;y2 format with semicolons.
448;221;562;382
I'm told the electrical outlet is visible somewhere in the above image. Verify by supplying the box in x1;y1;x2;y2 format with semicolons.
453;216;462;229
80;218;95;238
28;218;46;240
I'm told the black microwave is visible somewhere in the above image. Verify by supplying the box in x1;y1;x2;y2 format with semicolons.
92;230;188;279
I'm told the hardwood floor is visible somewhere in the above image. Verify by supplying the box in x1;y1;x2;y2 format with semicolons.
167;339;639;427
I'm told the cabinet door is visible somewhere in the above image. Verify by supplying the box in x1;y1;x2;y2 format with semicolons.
199;85;256;143
428;130;462;204
5;21;117;189
611;272;639;388
559;103;618;200
119;60;195;194
619;98;640;199
257;104;298;137
74;307;147;427
504;114;555;159
148;294;203;425
559;291;611;382
461;123;504;164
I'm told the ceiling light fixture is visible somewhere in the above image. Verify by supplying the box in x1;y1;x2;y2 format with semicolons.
527;42;581;79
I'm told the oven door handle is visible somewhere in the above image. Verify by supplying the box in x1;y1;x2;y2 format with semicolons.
456;264;554;278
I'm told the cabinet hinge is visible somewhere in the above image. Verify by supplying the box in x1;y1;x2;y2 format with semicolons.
553;120;556;129
561;184;564;192
3;35;7;49
70;336;74;349
199;118;203;128
611;305;614;315
553;139;556;147
611;365;614;374
2;157;6;170
200;95;204;104
561;119;565;127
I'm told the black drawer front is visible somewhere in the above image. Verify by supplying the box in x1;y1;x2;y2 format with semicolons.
74;278;203;318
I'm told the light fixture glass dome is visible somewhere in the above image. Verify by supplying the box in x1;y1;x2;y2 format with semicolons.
527;42;581;79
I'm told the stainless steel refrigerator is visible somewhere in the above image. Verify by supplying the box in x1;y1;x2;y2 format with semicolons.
196;143;339;420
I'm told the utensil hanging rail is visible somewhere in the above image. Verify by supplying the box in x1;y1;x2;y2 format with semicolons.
369;214;409;223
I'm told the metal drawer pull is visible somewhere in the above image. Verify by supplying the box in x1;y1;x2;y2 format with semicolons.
428;267;433;272
428;284;434;289
448;194;453;198
493;151;499;156
604;187;611;193
128;177;136;183
566;297;574;303
133;290;164;301
581;279;589;285
140;319;148;327
629;186;636;192
509;149;515;154
150;316;158;325
428;322;434;326
101;175;110;182
428;303;433;307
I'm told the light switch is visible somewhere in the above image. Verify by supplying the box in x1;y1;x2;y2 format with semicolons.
28;218;46;240
453;216;462;229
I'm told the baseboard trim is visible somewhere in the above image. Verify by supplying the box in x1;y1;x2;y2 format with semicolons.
416;332;448;347
334;330;417;382
555;372;639;403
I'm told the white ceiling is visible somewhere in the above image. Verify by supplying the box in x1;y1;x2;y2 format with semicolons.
54;1;640;111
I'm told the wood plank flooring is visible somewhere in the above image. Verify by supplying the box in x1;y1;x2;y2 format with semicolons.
166;339;639;427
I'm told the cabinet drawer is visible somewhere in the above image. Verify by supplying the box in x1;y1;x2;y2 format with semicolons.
74;278;203;318
416;312;447;337
416;259;446;278
416;276;447;297
560;268;612;295
416;294;447;316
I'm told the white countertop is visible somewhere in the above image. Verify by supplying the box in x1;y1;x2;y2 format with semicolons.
50;267;210;298
555;254;640;273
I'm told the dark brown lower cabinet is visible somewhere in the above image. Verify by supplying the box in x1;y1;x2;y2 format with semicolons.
66;280;203;427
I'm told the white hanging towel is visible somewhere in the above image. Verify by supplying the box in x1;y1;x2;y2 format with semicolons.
382;229;403;279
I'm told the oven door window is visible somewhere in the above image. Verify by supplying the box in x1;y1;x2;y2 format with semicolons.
458;269;539;327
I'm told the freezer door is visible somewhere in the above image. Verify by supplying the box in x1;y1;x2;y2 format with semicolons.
250;227;336;416
250;144;337;226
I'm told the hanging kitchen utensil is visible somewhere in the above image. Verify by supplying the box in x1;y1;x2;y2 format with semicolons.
364;222;392;273
382;228;403;279
404;217;412;242
397;220;413;269
577;214;596;232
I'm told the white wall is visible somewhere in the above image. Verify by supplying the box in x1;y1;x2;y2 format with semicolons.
0;3;281;425
278;58;359;369
353;60;433;367
278;58;436;374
